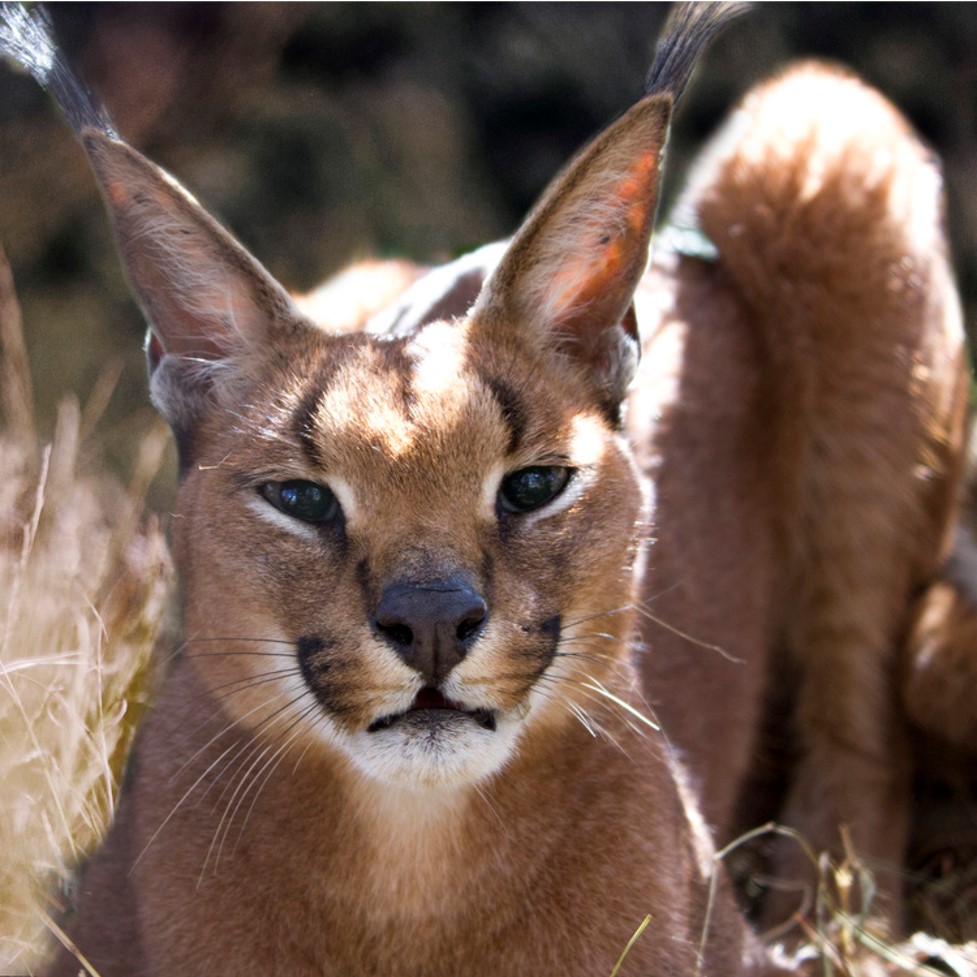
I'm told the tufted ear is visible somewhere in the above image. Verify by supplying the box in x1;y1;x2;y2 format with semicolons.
472;94;672;417
0;4;304;436
82;132;301;413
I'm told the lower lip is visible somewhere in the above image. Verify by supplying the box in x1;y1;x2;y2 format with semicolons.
367;708;497;733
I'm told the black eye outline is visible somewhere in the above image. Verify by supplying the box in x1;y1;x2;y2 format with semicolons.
498;466;572;515
260;480;340;524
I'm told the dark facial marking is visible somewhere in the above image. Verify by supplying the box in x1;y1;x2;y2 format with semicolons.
294;386;325;469
297;635;329;684
378;340;417;417
296;634;355;717
172;419;198;479
355;559;373;606
485;376;528;456
540;614;562;643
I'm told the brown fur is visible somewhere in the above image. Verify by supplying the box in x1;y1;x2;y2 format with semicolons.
631;63;969;931
30;7;784;976
12;9;963;974
323;61;972;937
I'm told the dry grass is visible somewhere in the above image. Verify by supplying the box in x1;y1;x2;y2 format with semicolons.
0;245;174;973
734;827;977;977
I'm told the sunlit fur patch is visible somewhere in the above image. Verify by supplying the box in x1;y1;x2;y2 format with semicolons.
406;319;470;397
480;463;506;517
567;412;607;467
311;345;416;460
324;475;359;523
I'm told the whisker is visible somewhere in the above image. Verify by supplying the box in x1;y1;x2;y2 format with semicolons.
186;650;295;660
211;711;316;877
631;603;742;663
181;635;297;647
176;669;305;747
567;700;599;738
473;782;507;832
560;630;619;642
205;692;312;808
579;675;661;733
575;685;649;741
204;667;302;703
132;738;245;873
203;695;317;877
163;634;297;667
233;703;322;844
560;605;631;630
172;688;306;784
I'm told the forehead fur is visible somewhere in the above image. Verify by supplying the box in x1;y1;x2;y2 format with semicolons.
224;315;601;485
311;319;495;468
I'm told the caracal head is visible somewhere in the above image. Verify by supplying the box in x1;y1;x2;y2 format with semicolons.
78;86;674;789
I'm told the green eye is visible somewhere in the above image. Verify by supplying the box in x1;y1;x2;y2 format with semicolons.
499;466;571;514
261;481;339;524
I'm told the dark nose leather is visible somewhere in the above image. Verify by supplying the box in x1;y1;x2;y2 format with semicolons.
374;578;487;684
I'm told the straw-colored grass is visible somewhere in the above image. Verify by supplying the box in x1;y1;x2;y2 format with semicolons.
0;245;174;973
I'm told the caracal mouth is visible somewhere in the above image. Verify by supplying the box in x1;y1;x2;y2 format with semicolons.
367;686;498;733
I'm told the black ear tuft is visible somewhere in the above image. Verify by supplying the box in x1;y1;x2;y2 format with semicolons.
644;2;749;104
0;3;115;136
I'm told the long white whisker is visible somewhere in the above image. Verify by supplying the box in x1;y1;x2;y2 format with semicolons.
204;695;314;878
172;689;303;784
580;675;661;732
234;702;323;841
632;603;741;663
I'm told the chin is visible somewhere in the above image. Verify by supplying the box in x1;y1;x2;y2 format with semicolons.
344;709;524;790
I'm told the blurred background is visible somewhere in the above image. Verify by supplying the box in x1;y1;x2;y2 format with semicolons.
1;2;975;503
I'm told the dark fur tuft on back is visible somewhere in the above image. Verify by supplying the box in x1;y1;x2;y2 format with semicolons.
0;2;115;136
645;2;748;104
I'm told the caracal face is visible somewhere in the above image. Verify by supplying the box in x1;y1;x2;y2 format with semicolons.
3;8;669;795
175;314;644;789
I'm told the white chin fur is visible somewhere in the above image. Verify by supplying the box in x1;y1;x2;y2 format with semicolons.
343;712;523;789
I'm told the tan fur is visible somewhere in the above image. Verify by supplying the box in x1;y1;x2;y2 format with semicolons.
22;16;965;977
35;8;785;976
630;64;968;930
303;62;972;937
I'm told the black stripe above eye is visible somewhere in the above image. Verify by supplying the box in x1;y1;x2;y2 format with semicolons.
294;386;325;468
485;376;527;456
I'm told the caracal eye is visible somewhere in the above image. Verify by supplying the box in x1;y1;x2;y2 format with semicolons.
261;480;339;524
498;466;572;514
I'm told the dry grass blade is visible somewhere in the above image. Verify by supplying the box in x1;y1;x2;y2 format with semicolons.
0;242;34;442
0;249;174;972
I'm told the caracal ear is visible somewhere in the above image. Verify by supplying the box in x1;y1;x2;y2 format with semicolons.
473;93;672;417
0;4;301;434
81;129;301;427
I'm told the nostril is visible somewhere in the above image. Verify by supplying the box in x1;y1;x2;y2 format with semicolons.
382;622;414;648
456;604;486;643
